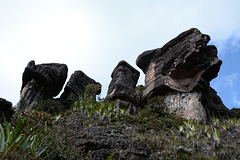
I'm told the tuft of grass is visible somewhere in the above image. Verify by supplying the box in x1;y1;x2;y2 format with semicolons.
0;113;48;160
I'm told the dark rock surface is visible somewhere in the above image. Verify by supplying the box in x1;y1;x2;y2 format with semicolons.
202;86;230;118
21;60;68;98
106;60;140;104
136;28;229;119
71;126;150;160
17;60;68;111
230;108;240;119
0;98;14;122
60;70;101;105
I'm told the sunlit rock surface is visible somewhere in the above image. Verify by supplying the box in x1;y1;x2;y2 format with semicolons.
136;28;229;121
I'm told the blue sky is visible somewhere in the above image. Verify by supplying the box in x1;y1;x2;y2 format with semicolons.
0;0;240;109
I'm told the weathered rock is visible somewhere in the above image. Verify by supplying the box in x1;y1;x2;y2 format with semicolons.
106;60;140;104
136;28;222;98
202;86;230;118
164;92;207;122
21;60;68;97
67;126;150;160
60;70;101;105
136;28;229;120
17;60;68;111
0;98;14;122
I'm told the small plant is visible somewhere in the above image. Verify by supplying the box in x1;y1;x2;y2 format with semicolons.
146;96;168;116
213;127;220;147
107;149;116;160
212;116;220;126
0;114;48;159
134;85;145;103
84;83;101;102
34;99;65;115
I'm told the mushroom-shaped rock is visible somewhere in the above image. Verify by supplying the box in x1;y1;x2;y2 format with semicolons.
60;70;101;105
17;60;68;111
106;60;140;104
0;98;14;122
136;28;221;98
136;28;229;121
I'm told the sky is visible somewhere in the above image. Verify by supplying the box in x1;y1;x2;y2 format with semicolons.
0;0;240;109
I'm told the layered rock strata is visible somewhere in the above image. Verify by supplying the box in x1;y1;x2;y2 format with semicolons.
136;28;229;121
106;60;140;103
17;60;68;111
106;60;140;114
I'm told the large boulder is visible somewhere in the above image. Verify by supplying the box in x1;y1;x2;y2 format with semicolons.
60;70;101;105
136;28;229;121
17;60;68;111
0;98;14;122
106;60;140;104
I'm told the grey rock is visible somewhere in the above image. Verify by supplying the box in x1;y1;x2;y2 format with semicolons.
68;126;150;160
0;98;14;122
17;60;68;111
106;60;140;104
164;92;207;122
60;70;101;105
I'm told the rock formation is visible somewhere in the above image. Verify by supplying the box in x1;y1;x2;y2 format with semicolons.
17;60;68;111
0;98;14;122
60;70;101;106
106;60;140;103
136;28;229;121
163;92;207;121
106;60;140;114
67;126;150;160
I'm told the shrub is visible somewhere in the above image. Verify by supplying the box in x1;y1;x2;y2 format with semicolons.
146;96;168;116
0;114;49;160
34;99;65;115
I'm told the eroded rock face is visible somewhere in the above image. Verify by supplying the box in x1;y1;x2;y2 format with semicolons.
21;60;68;97
106;60;140;104
164;92;207;122
136;28;229;120
66;126;150;160
17;60;68;111
136;28;221;98
60;70;101;105
0;98;14;122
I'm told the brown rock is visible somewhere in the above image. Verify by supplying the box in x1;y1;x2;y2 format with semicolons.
136;28;221;98
136;28;229;120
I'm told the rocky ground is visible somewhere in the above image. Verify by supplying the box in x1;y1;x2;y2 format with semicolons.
4;95;238;160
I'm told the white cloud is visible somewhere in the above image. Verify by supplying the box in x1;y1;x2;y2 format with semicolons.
232;92;240;108
211;73;238;90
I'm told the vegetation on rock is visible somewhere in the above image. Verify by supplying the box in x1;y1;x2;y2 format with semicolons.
1;93;240;159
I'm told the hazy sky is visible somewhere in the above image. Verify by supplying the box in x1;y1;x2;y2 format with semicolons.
0;0;240;109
